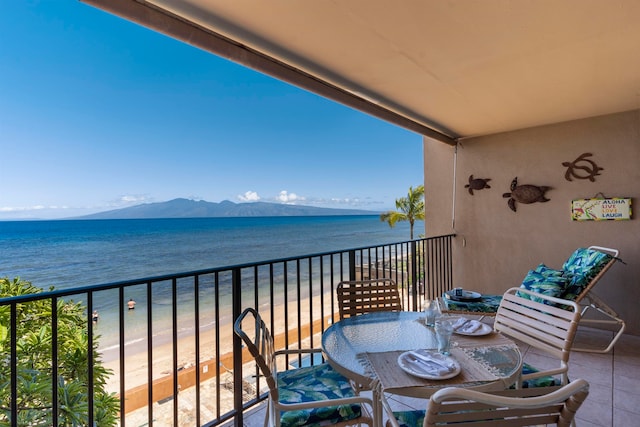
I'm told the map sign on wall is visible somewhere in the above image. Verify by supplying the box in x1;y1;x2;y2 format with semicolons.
571;198;632;221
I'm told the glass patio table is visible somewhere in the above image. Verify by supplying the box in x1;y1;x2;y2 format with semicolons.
322;310;522;398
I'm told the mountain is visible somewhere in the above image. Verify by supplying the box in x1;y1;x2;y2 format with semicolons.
75;198;379;219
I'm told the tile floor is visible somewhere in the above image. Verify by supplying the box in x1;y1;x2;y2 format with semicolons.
236;325;640;427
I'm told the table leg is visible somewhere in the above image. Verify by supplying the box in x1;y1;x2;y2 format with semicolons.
371;382;383;427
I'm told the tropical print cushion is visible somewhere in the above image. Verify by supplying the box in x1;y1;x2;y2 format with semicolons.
441;294;502;313
518;263;569;304
277;362;362;427
520;363;562;388
535;263;565;278
391;410;426;427
560;248;613;301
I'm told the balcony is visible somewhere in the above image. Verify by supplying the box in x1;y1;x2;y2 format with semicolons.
235;329;640;427
2;233;638;426
233;329;640;427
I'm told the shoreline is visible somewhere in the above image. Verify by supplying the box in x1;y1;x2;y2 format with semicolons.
101;294;336;414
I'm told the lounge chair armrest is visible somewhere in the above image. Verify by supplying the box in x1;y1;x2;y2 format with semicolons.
588;245;619;258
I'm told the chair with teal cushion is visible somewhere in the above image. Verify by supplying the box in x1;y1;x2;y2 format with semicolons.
494;287;581;389
234;307;373;427
517;246;623;353
383;379;589;427
443;246;623;353
557;246;624;353
560;246;615;301
517;263;569;304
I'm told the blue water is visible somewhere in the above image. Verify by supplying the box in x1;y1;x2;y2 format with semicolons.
1;216;416;289
1;216;419;356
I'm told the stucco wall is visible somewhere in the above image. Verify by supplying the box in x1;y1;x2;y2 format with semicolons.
423;109;640;335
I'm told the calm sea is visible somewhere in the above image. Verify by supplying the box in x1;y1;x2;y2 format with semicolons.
1;216;418;356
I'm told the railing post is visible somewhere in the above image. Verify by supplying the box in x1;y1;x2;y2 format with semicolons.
51;297;59;427
87;292;95;426
231;267;244;426
10;304;17;427
348;250;356;281
410;240;418;311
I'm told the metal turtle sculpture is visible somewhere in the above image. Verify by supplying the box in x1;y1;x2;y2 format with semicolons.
465;175;491;195
562;152;603;182
502;177;551;212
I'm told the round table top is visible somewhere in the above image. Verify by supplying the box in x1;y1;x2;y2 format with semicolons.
321;311;522;395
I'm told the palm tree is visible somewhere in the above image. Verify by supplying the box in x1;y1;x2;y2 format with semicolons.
380;185;425;239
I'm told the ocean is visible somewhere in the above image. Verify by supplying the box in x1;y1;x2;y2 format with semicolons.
0;216;416;290
1;216;419;356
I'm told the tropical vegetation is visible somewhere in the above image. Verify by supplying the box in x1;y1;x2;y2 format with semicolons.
380;184;425;239
0;277;119;426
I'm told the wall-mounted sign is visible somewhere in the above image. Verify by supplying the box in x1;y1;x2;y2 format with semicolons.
571;198;632;221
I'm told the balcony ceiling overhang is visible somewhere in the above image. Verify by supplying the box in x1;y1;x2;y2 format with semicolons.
83;0;640;145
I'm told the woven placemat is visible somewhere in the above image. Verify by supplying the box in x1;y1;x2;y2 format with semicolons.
363;347;500;392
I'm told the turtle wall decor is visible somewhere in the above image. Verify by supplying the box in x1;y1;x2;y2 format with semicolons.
464;175;491;195
502;177;551;212
562;152;603;182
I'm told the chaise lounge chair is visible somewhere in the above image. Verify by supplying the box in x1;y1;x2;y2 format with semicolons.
442;246;624;353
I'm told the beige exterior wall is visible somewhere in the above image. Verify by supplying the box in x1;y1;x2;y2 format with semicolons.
423;109;640;335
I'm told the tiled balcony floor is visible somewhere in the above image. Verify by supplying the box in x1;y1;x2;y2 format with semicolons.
237;325;640;427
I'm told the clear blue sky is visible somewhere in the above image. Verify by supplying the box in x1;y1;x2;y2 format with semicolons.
1;2;423;220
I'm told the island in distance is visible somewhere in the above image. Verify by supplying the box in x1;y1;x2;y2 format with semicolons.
74;198;379;220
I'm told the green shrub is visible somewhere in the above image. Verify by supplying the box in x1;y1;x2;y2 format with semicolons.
0;277;119;426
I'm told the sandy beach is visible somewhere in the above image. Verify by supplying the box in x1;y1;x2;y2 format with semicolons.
101;294;336;423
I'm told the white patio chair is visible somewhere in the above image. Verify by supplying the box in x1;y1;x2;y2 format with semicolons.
383;379;589;427
234;307;373;427
494;287;581;388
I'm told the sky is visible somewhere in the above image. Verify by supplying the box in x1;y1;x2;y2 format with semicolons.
0;1;424;220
